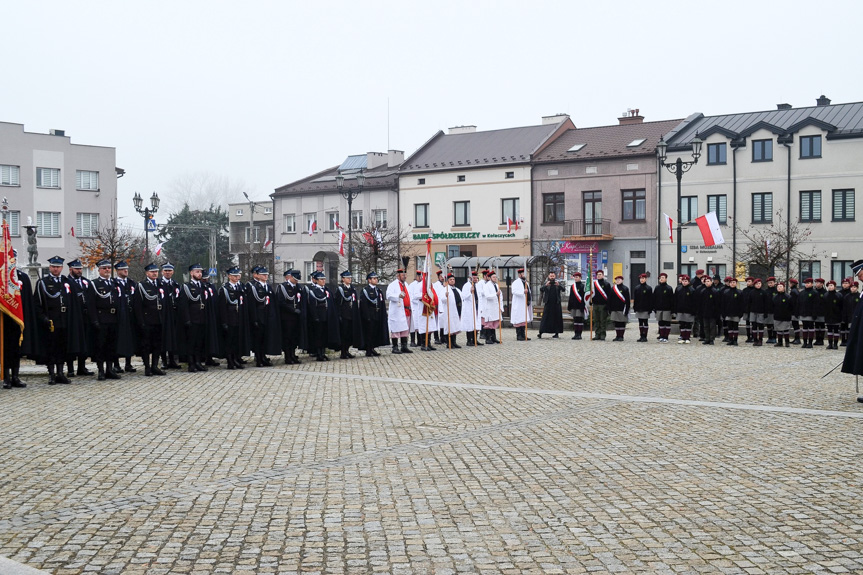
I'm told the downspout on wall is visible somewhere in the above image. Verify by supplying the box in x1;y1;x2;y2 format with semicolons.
730;139;743;276
657;157;662;279
780;135;793;282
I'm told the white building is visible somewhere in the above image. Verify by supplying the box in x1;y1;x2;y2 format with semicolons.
0;122;120;271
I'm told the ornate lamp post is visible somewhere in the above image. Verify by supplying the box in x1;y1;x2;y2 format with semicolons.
656;134;702;277
334;172;365;273
133;192;160;258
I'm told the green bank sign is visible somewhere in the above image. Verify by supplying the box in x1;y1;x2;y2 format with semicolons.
412;231;516;240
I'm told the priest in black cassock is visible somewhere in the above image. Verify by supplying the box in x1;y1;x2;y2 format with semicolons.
537;271;565;338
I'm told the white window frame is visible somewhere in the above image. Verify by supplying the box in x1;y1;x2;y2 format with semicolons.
0;165;20;186
75;213;99;238
351;210;363;230
326;211;339;231
76;170;99;191
236;208;244;216
304;261;315;280
283;213;296;233
373;209;387;229
37;211;61;237
264;206;273;214
36;167;60;189
5;211;20;236
245;226;261;243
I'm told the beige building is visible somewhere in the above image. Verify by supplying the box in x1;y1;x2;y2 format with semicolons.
0;122;120;273
228;199;274;274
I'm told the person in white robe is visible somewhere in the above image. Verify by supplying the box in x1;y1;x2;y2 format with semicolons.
385;269;414;355
460;272;483;346
482;270;504;344
510;268;533;341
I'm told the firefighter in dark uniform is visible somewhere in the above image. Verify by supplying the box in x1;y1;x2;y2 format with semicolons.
159;262;182;369
277;269;303;365
590;270;612;341
113;261;137;372
218;266;250;370
65;259;93;378
133;263;167;376
305;271;339;361
34;256;74;384
336;270;361;359
359;271;388;357
177;263;209;372
87;259;122;381
632;273;653;342
201;270;220;367
246;266;275;367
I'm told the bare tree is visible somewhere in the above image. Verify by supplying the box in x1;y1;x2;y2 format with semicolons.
732;209;824;281
160;172;254;214
350;225;419;283
528;233;566;275
78;221;147;277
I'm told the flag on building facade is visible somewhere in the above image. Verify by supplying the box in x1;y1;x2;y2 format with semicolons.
308;219;317;236
663;213;673;243
695;212;725;246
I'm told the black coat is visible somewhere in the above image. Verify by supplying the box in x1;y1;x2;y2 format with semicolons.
17;271;40;358
335;283;363;346
772;292;794;322
358;284;389;348
843;291;861;324
245;281;282;355
698;286;721;320
632;283;653;313
34;274;87;358
748;288;769;315
606;283;630;314
539;280;565;334
160;277;181;353
796;287;821;318
842;296;863;376
652;283;675;311
822;290;843;324
673;285;696;315
301;283;341;352
217;282;251;356
591;278;612;306
566;282;586;314
720;287;744;318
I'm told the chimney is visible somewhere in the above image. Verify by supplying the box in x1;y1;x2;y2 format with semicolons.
387;149;404;168
542;113;570;125
366;152;387;169
777;103;792;110
448;125;477;135
618;108;644;125
49;129;65;136
816;95;831;106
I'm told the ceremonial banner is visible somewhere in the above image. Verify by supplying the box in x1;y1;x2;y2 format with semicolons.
421;236;438;316
0;220;24;341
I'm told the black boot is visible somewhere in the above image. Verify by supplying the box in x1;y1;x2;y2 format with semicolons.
143;356;152;376
66;360;75;378
151;354;166;376
77;358;93;376
55;364;71;384
400;337;413;353
410;332;418;347
97;362;106;381
124;358;137;373
391;338;402;354
48;364;57;385
450;334;461;349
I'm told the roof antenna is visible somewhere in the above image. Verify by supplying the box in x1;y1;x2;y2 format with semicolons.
387;97;390;151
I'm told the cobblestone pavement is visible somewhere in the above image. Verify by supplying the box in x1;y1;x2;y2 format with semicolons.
1;329;862;574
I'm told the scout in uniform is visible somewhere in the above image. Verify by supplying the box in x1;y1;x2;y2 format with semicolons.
652;272;674;342
772;282;794;347
566;271;587;340
177;263;209;372
840;278;853;346
590;270;611;341
133;263;167;376
632;273;653;342
358;271;388;357
813;278;827;345
691;269;705;339
276;269;303;365
335;270;361;359
823;280;844;350
796;277;818;348
460;272;483;346
788;278;802;344
218;267;251;369
720;277;743;346
87;259;122;381
673;274;696;344
386;269;414;354
537;271;564;339
747;278;768;346
509;268;532;342
607;275;630;341
842;280;860;348
697;275;720;345
765;277;778;343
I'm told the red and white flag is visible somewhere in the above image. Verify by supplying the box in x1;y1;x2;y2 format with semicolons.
70;226;75;237
695;212;725;246
663;213;673;243
263;236;272;250
153;242;164;256
0;220;24;343
338;229;347;256
507;217;519;233
308;219;317;236
421;236;438;316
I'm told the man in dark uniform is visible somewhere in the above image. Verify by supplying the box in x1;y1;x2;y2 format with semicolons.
335;270;361;359
842;280;860;348
566;271;587;340
177;263;209;372
741;277;755;342
65;259;93;378
34;256;76;384
159;262;182;369
359;271;388;357
765;276;779;343
607;275;630;341
218;267;250;370
632;273;653;342
113;261;137;373
691;269;705;339
246;265;275;367
590;270;612;341
697;275;720;345
652;272;674;343
133;263;167;376
674;275;696;344
87;259;122;381
201;270;221;367
537;271;564;339
277;269;303;365
841;260;863;402
305;271;339;361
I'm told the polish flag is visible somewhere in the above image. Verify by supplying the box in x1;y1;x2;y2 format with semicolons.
663;213;673;243
507;217;519;233
696;212;725;246
70;226;75;237
308;219;317;236
338;229;347;256
153;242;164;256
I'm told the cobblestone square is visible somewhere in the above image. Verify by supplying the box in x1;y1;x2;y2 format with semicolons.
1;331;861;574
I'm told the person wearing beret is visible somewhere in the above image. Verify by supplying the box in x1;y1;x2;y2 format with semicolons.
304;271;341;360
358;271;388;357
566;271;587;341
537;271;564;339
813;278;827;346
741;277;755;342
386;269;414;354
765;277;778;344
65;259;94;378
276;269;303;365
673;275;696;344
460;272;483;347
159;262;182;369
796;278;819;348
113;261;138;373
772;282;794;347
590;270;612;341
747;278;768;347
788;278;802;344
822;280;844;350
631;273;652;343
177;263;209;372
335;270;362;360
841;260;863;400
652;272;674;343
842;280;860;348
690;269;705;339
86;260;123;381
720;277;743;346
133;263;167;376
218;267;251;369
699;275;722;345
606;275;630;342
840;278;854;346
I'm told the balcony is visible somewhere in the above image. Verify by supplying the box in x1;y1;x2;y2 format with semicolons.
562;219;613;241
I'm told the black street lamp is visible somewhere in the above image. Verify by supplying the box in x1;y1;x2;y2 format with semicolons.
657;134;702;278
133;191;160;258
335;172;365;273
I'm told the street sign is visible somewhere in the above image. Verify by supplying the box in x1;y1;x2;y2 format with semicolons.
146;216;157;232
435;251;446;268
208;268;217;277
601;250;608;265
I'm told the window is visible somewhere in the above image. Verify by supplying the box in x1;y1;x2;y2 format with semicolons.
501;198;519;224
453;201;470;226
707;143;727;165
415;255;426;272
621;189;646;221
236;209;244;216
373;209;387;229
417;178;425;185
707;195;727;224
752;193;773;223
304;261;315;280
505;171;514;179
37;212;60;236
5;211;20;236
800;135;822;159
583;191;602;234
283;214;296;233
283;261;295;274
707;264;727;279
0;165;20;186
264;206;272;214
568;144;586;152
457;175;465;182
800;190;821;222
447;245;460;259
680;264;698;278
245;226;261;243
75;213;99;237
326;212;339;231
76;170;99;190
799;260;820;283
351;210;363;230
752;139;773;162
681;196;697;224
627;138;647;147
832;261;854;282
414;204;429;228
833;189;855;221
631;251;646;259
304;213;317;233
36;167;60;188
543;193;565;223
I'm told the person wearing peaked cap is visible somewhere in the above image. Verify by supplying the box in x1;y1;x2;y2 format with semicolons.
199;269;222;367
64;258;93;379
566;271;587;341
161;262;174;270
652;272;674;342
246;263;280;367
632;273;653;342
822;279;843;350
85;257;123;381
335;270;361;359
276;269;303;365
218;265;251;370
460;271;483;347
304;268;340;360
510;268;533;342
176;262;209;372
358;271;388;356
133;261;167;376
34;255;86;384
158;260;182;369
112;260;138;373
607;275;630;342
673;274;696;344
388;268;415;354
47;255;65;266
841;277;860;350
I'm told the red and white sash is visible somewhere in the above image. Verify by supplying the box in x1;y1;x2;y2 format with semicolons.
593;279;607;300
571;283;582;303
613;284;626;302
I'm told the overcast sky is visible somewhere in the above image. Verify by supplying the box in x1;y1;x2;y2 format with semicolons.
4;0;862;227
